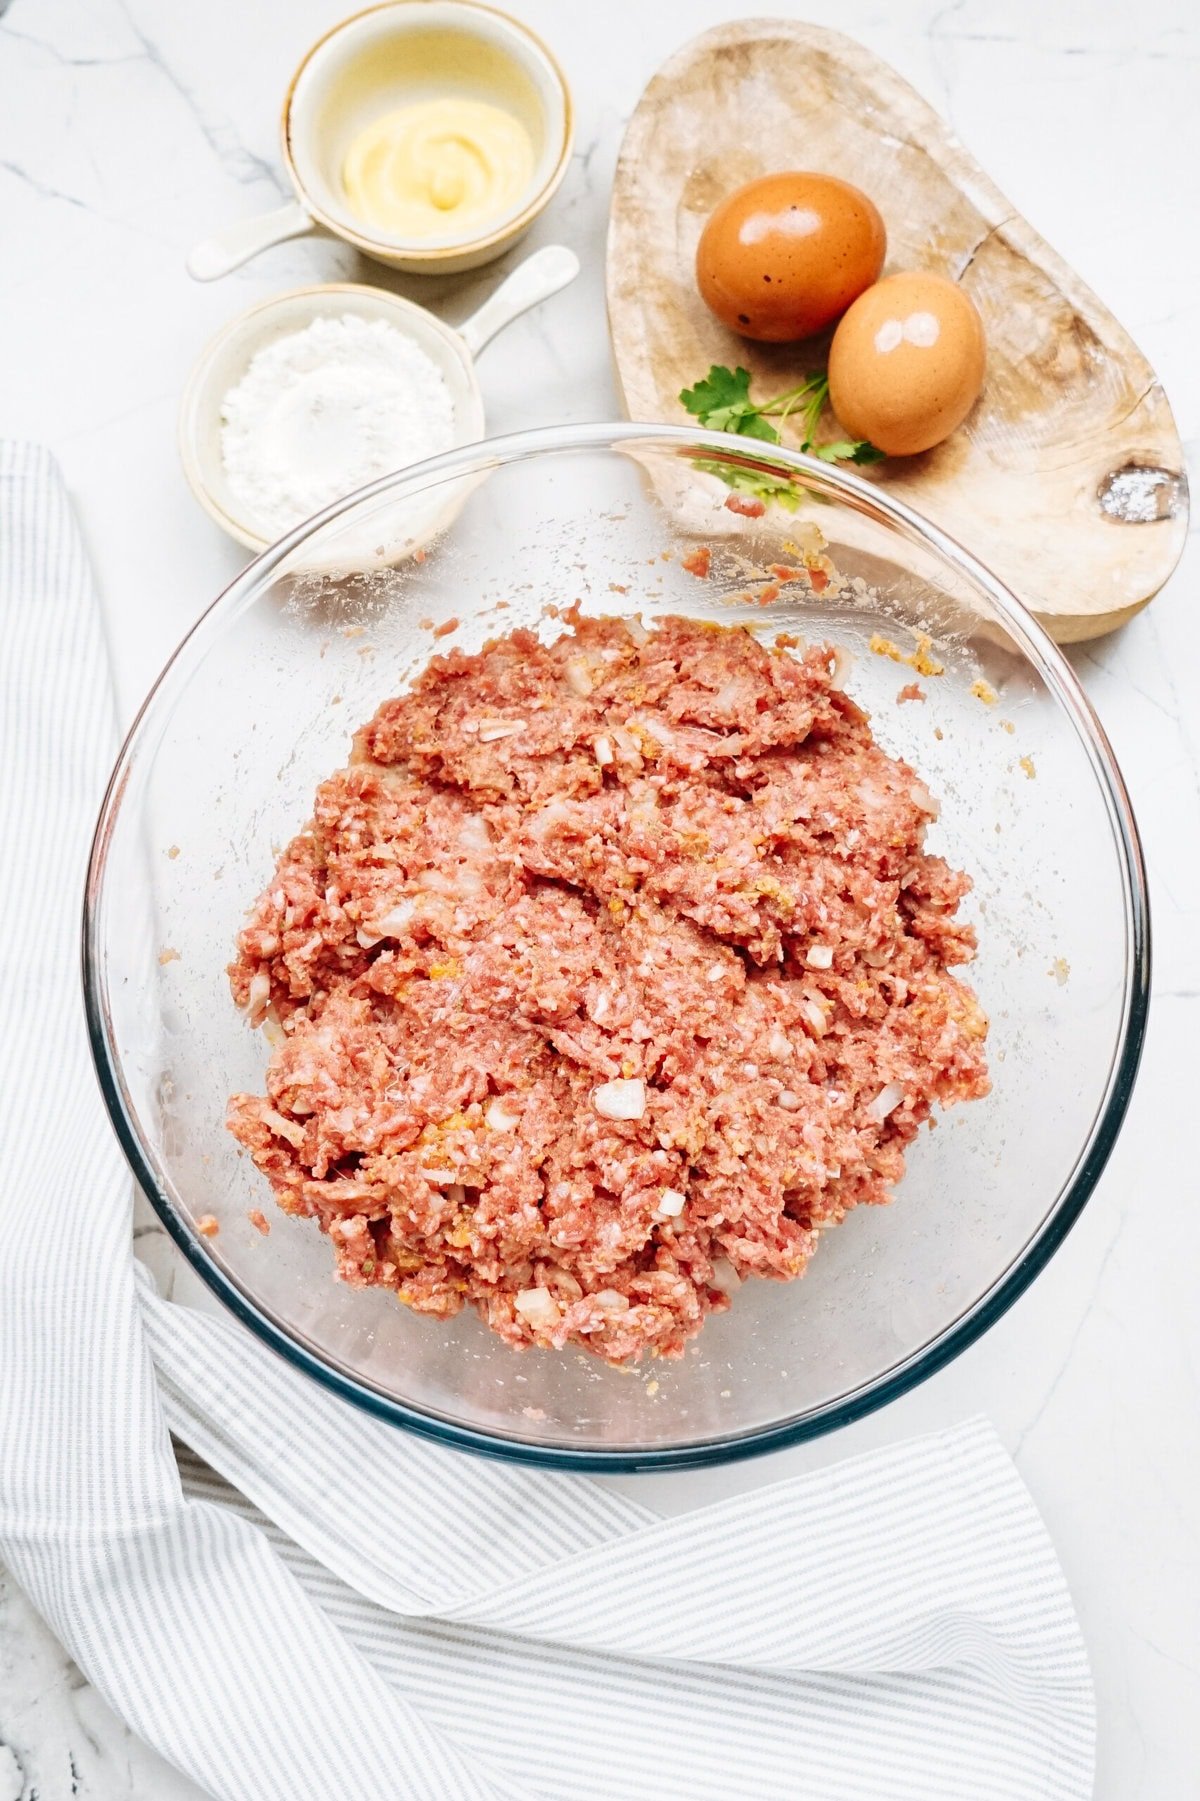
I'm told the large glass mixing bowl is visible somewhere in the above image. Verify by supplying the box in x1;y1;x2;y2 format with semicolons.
84;424;1148;1469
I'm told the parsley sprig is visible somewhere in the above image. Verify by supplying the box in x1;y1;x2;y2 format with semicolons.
679;365;883;506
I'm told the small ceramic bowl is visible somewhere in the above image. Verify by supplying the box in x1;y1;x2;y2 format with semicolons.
179;243;578;554
188;0;573;279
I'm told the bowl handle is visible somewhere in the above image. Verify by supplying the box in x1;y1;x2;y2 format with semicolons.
457;245;581;358
186;200;318;281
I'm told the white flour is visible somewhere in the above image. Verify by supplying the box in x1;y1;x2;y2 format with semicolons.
219;313;456;540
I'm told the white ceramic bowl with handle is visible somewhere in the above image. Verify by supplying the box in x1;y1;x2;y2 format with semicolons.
188;0;573;280
179;243;579;556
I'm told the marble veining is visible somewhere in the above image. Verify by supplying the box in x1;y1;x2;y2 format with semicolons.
1;1;1197;1797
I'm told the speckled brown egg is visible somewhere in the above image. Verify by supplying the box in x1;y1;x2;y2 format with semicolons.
828;271;986;455
695;172;887;343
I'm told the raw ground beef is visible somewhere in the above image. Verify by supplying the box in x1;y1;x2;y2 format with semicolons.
227;613;989;1362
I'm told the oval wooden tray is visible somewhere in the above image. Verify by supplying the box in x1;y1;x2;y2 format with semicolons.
606;19;1188;643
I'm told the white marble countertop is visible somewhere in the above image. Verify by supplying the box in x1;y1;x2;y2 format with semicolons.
1;0;1198;1795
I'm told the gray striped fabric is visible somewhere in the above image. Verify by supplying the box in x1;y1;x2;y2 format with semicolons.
0;442;1096;1801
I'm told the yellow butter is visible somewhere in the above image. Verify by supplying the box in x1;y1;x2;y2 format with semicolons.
342;97;534;240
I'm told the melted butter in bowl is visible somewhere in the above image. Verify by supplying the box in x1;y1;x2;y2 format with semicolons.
285;5;571;270
342;96;535;241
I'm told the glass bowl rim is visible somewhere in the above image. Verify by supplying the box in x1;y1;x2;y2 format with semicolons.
82;420;1151;1472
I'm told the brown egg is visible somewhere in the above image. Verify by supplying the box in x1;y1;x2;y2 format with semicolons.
696;172;886;343
828;271;986;456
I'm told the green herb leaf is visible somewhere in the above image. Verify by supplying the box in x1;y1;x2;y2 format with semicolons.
679;363;753;417
692;459;802;511
682;363;883;506
679;365;763;435
736;411;783;444
811;439;886;465
849;441;888;464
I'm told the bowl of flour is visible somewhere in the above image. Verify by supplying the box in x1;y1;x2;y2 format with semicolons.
180;248;577;566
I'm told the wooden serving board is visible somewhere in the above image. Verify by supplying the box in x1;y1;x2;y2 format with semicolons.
606;19;1188;643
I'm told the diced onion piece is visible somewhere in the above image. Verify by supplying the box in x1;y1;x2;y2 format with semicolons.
526;798;573;839
261;1107;305;1148
768;1028;791;1061
806;944;834;970
777;1089;802;1111
457;815;491;857
593;1077;647;1121
706;963;726;984
565;656;594;697
909;780;939;819
485;1097;520;1133
421;1167;459;1185
656;1187;686;1218
624;615;650;645
245;969;271;1021
592;1289;630;1312
514;1286;562;1329
828;646;852;689
714;678;749;714
800;997;829;1036
710;1257;741;1295
866;1081;905;1122
630;709;676;748
370;898;416;938
477;718;525;743
594;734;614;767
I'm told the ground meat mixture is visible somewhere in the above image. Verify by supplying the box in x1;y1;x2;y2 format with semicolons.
227;614;989;1362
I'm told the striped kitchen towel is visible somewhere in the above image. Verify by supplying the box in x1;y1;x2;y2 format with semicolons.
0;441;1095;1801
